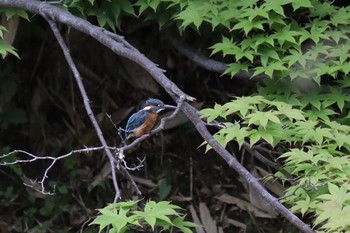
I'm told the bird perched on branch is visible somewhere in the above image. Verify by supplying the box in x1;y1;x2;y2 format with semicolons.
124;98;176;140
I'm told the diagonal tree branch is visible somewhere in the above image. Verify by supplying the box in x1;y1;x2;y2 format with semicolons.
0;1;314;232
180;103;314;233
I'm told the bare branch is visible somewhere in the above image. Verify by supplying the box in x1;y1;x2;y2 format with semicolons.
119;157;145;171
0;146;109;194
46;16;146;198
45;17;121;201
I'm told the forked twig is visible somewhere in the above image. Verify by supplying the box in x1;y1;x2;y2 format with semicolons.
0;146;109;194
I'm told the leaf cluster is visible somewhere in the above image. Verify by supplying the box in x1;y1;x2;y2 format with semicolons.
136;0;350;85
63;0;136;30
90;200;197;233
129;1;350;231
0;7;28;58
200;84;350;231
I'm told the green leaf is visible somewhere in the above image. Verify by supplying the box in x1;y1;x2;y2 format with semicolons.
274;26;299;46
90;208;130;233
249;130;261;145
223;63;249;77
210;37;239;57
173;216;198;233
213;133;227;148
324;87;350;112
175;1;205;30
106;200;139;211
0;41;19;58
263;0;287;16
264;61;287;77
134;200;181;230
248;35;275;50
314;127;333;144
310;2;335;17
326;156;350;171
224;96;264;117
247;111;282;127
200;103;225;122
331;7;350;26
158;178;172;200
258;128;275;145
276;105;305;120
90;213;117;232
144;216;157;230
0;8;29;20
219;123;252;148
291;0;313;11
239;6;269;22
0;25;7;38
119;0;136;16
259;46;280;67
148;0;162;12
333;132;350;148
283;49;306;68
290;194;311;216
231;18;265;35
57;185;68;194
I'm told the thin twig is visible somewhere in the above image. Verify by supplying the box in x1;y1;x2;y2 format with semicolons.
45;17;121;201
120;157;145;171
0;146;109;194
119;165;142;195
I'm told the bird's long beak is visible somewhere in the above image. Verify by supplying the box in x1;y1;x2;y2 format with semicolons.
163;104;177;110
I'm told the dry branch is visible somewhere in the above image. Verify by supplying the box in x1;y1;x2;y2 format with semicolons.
45;17;122;201
0;147;108;194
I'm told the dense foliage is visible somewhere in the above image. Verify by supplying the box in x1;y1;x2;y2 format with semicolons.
134;0;350;232
90;200;197;233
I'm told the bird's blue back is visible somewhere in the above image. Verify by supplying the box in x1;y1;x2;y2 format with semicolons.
124;109;147;139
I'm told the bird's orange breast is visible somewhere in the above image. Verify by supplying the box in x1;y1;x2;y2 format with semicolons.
132;112;160;138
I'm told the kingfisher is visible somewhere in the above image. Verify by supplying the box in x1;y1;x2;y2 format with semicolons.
124;98;176;140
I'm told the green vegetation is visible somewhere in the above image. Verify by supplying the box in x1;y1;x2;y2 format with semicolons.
90;200;197;233
2;0;350;232
134;0;350;231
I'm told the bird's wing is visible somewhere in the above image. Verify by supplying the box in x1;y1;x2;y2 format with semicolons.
125;110;147;137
